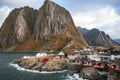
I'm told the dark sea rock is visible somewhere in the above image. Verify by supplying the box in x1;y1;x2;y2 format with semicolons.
68;63;84;75
107;69;119;80
80;67;100;80
18;58;39;69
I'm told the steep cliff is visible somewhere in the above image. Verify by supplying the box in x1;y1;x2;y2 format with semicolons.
0;6;38;51
32;0;88;51
0;0;88;52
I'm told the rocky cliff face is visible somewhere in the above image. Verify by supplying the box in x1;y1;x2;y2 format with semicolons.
0;7;38;51
33;0;72;41
78;27;119;47
0;0;88;52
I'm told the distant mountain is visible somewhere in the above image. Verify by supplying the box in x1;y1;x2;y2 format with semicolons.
114;39;120;44
77;26;90;35
78;27;120;47
0;0;88;52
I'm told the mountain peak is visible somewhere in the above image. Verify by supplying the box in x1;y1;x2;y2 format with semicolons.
0;0;88;52
45;0;51;1
78;27;120;47
33;0;74;41
44;0;52;3
91;28;99;32
77;26;90;35
44;0;56;6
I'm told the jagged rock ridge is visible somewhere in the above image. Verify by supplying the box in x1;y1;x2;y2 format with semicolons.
0;0;88;52
78;27;119;47
77;26;90;35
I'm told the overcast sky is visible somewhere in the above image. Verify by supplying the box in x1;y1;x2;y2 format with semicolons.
0;0;120;39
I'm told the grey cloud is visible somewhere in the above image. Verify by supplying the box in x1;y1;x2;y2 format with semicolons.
0;0;44;9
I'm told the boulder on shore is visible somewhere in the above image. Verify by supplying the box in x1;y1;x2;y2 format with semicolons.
68;63;84;75
41;58;67;71
80;67;100;80
13;55;67;72
17;58;42;70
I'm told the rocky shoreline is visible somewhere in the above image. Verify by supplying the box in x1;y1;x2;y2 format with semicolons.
68;63;119;80
13;54;68;72
12;53;120;80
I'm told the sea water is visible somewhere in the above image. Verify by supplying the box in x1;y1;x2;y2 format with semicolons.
0;52;84;80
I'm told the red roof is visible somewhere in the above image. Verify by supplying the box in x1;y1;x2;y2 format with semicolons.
69;54;77;56
58;55;64;58
75;60;81;63
94;62;104;68
43;58;49;63
111;64;117;69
